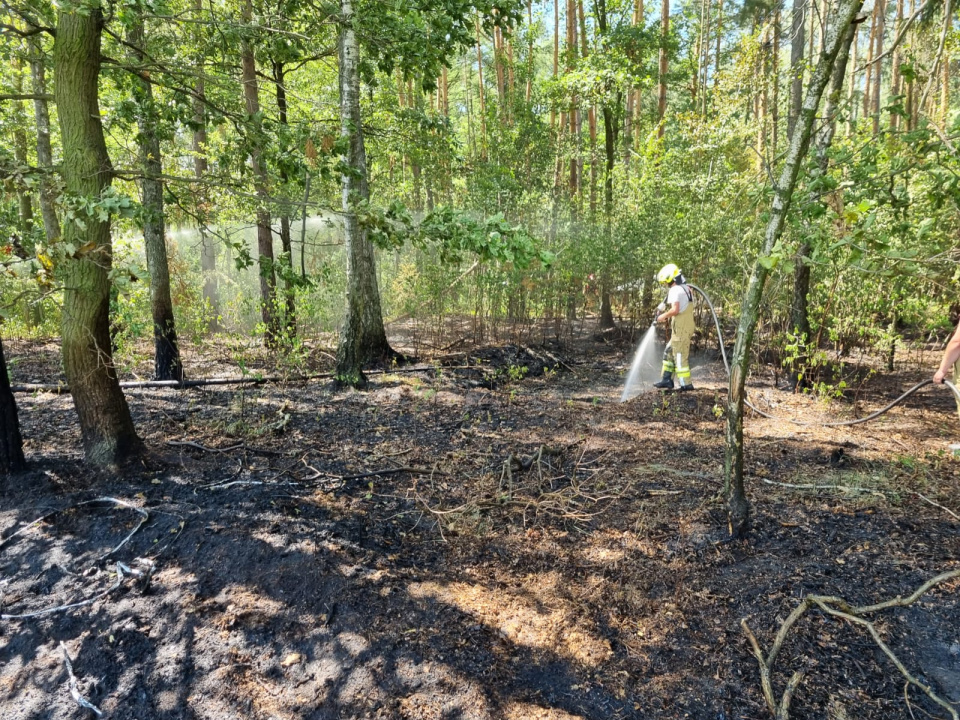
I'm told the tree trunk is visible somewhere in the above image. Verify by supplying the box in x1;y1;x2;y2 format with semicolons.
889;0;904;128
724;0;862;538
714;0;723;83
0;336;26;475
28;36;60;244
848;21;859;133
657;0;669;137
191;0;218;328
871;0;886;134
772;14;780;157
129;18;183;382
476;18;488;159
788;0;807;140
274;60;297;338
55;4;142;466
241;0;279;345
863;1;877;119
568;0;579;198
941;13;951;121
12;62;34;244
335;0;394;386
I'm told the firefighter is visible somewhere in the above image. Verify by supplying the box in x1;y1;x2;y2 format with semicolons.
653;263;695;391
933;320;960;418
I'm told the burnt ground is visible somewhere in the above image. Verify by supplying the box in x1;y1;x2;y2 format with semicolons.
1;329;958;720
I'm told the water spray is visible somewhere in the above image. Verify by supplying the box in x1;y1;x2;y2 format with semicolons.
623;282;960;424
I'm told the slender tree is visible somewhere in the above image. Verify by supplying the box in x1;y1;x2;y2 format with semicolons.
657;0;669;137
724;0;863;538
129;17;183;382
28;35;59;244
334;0;394;385
241;0;280;345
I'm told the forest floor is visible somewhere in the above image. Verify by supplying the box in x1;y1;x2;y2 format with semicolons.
1;324;959;720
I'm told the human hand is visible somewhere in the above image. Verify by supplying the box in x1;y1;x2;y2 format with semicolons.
934;368;946;384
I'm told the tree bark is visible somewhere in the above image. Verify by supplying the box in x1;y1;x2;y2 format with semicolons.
788;0;806;140
889;0;904;129
129;18;183;382
28;36;59;244
724;0;862;538
871;0;886;134
241;0;279;345
273;60;297;338
193;0;218;327
476;18;488;159
0;336;26;475
657;0;669;137
12;61;34;244
55;4;142;466
335;0;394;386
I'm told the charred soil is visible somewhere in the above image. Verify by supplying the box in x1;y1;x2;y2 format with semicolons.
1;332;958;720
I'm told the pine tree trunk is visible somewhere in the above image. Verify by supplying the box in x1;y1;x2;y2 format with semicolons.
890;0;904;128
552;0;559;131
788;0;807;140
0;336;26;475
941;13;951;120
129;18;183;382
476;18;488;159
724;0;862;538
568;0;579;198
335;0;394;386
241;0;279;345
848;21;859;133
28;36;60;244
55;4;142;466
715;0;723;81
657;0;669;137
864;1;878;119
772;14;780;157
193;78;219;328
871;0;886;134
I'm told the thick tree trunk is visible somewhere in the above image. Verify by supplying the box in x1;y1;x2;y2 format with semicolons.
335;0;394;386
129;19;183;382
724;0;862;538
0;336;26;475
28;36;60;243
241;0;279;345
55;5;142;466
657;0;669;137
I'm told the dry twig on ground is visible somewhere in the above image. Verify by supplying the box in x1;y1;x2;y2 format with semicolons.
59;641;103;717
741;569;960;720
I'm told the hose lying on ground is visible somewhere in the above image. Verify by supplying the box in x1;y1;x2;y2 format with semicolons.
686;284;960;427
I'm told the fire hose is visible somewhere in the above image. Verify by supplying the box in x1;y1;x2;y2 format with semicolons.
686;284;960;427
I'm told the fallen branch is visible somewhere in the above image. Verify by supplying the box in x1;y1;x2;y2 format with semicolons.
60;642;103;717
760;477;886;496
912;492;960;522
0;497;149;559
3;562;126;620
742;569;960;720
11;364;465;394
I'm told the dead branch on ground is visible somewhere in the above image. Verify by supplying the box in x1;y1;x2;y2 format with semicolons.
60;641;103;717
741;569;960;720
